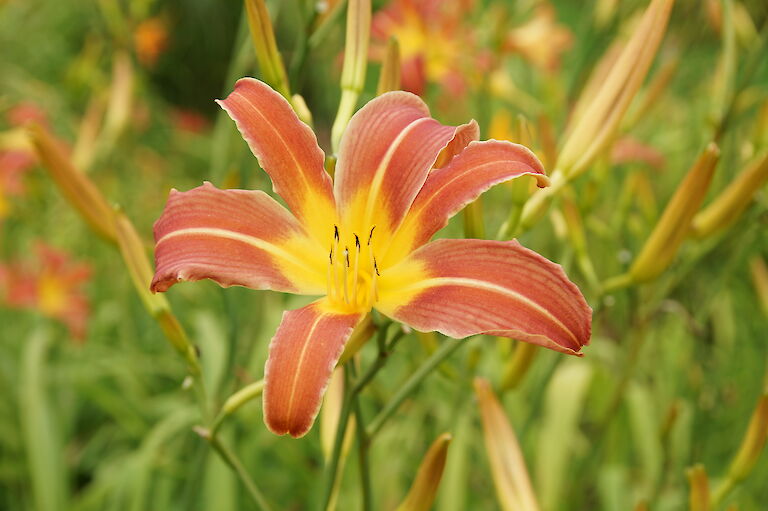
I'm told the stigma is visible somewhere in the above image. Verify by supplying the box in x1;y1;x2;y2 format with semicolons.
327;224;379;311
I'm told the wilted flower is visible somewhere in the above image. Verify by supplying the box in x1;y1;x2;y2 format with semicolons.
151;78;592;437
0;243;91;340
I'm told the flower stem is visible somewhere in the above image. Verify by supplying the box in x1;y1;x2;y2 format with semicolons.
348;364;373;511
321;376;356;511
200;429;275;511
321;323;401;510
366;337;466;438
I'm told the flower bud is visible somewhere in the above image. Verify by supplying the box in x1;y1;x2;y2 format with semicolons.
331;0;371;153
245;0;291;99
395;433;452;511
377;37;401;95
750;257;768;318
27;124;117;242
686;464;710;511
558;0;674;179
691;152;768;238
628;143;719;283
727;393;768;484
474;378;540;511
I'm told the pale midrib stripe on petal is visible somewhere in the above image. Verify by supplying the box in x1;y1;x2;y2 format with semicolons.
416;159;531;216
232;92;316;199
396;277;579;346
157;227;321;279
285;311;324;424
362;117;434;229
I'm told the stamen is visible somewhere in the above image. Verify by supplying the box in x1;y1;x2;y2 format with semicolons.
333;231;340;299
327;245;334;299
368;225;376;246
343;246;350;304
352;234;360;304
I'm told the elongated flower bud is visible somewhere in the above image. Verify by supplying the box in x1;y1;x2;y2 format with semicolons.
727;393;768;484
115;209;196;360
474;378;540;511
628;143;719;283
115;208;168;316
691;152;768;238
395;433;452;511
27;124;117;242
558;0;675;179
245;0;291;99
331;0;371;153
750;257;768;317
686;464;710;511
377;37;401;95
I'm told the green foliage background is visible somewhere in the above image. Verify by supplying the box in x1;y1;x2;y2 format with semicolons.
1;0;767;510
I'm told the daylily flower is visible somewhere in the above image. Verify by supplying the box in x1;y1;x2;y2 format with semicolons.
151;78;591;437
0;243;91;340
371;0;481;98
134;16;169;68
504;3;572;73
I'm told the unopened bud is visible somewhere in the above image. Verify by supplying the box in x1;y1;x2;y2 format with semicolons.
27;123;116;242
686;464;710;511
558;0;675;179
691;152;768;238
115;208;170;317
474;378;540;511
377;37;401;95
728;393;768;483
395;433;452;511
245;0;291;99
628;143;719;283
331;0;371;153
749;257;768;317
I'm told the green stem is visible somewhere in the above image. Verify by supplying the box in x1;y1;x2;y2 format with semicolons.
308;0;348;49
320;371;355;511
496;203;524;241
711;476;736;508
203;431;275;511
211;379;265;437
320;324;402;510
366;338;466;438
348;364;373;511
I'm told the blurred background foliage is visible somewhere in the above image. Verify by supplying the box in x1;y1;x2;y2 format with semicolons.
1;0;767;510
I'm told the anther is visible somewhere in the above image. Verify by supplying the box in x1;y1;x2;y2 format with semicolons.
354;233;360;249
334;225;339;242
373;257;380;276
344;247;350;267
368;226;376;245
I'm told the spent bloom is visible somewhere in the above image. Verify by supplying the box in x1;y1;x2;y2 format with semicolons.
151;78;591;437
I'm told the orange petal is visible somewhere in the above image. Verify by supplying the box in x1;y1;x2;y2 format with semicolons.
217;78;336;242
334;91;473;246
263;300;362;437
151;182;326;294
383;141;548;266
377;239;591;355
